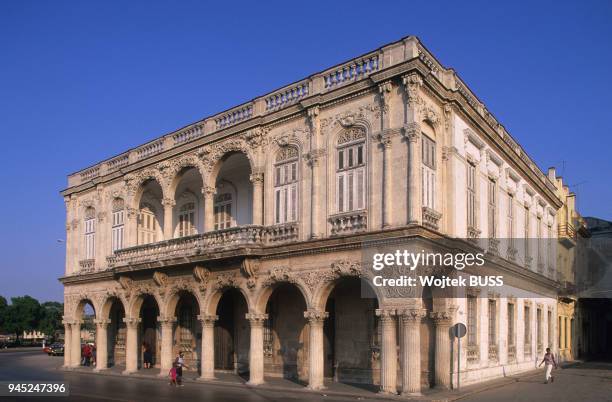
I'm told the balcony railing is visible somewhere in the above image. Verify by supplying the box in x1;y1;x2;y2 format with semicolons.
106;224;300;268
467;345;480;363
79;259;95;273
329;211;367;236
422;207;442;230
488;344;498;361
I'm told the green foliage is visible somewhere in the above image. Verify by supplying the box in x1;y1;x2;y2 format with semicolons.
0;296;64;341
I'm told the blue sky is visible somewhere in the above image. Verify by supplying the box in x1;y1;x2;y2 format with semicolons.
1;0;610;302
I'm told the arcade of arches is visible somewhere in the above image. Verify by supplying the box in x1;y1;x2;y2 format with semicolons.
63;262;456;394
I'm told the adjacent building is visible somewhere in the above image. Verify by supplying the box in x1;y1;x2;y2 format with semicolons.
60;36;564;393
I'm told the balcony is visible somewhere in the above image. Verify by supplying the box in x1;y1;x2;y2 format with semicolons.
488;344;498;361
107;224;298;269
329;211;367;236
558;223;576;248
487;238;500;255
422;207;442;230
467;345;480;364
79;259;95;273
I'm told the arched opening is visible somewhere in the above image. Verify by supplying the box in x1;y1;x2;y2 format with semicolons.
264;283;308;382
173;291;201;371
322;278;379;385
138;295;160;369
137;180;164;245
421;285;435;388
107;298;126;368
172;167;204;238
214;288;250;376
214;152;253;229
74;300;96;368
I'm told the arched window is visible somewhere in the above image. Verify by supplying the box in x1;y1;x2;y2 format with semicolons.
214;193;233;230
336;127;366;213
421;123;436;210
178;202;196;237
274;146;298;224
84;207;96;259
138;204;157;245
111;198;125;252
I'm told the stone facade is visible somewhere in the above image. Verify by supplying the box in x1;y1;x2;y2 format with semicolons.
60;36;564;392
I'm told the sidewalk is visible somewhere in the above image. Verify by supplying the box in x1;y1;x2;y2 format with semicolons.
64;363;573;401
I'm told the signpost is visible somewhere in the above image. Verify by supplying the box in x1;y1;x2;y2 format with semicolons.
453;323;467;390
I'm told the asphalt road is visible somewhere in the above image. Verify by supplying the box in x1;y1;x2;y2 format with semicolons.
0;350;367;402
0;351;610;401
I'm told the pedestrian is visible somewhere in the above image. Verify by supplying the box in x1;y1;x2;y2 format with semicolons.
538;347;558;384
92;344;97;367
85;344;93;366
168;363;178;386
142;342;152;369
174;352;189;386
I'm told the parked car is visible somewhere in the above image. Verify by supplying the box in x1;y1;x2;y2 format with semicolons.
48;343;64;356
43;345;52;354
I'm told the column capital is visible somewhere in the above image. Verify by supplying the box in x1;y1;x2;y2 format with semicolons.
430;308;456;326
197;314;219;327
202;185;216;197
398;308;427;324
304;309;329;324
376;308;396;323
245;313;268;326
157;316;177;326
62;319;80;326
402;122;421;141
93;319;111;327
374;130;399;149
123;317;141;328
249;172;264;186
402;72;424;105
161;197;176;207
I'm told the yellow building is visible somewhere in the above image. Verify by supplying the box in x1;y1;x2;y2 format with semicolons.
548;168;589;362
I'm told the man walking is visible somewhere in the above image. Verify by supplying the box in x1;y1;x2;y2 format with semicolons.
538;347;558;384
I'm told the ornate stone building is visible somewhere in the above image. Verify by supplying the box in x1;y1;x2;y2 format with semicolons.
60;36;562;393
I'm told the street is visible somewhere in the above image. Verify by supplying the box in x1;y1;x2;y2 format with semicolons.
0;350;610;401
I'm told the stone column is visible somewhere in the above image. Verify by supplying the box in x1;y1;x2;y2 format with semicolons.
70;321;82;367
94;319;110;371
250;172;264;226
203;186;216;232
402;72;423;226
377;133;394;228
246;313;268;385
376;309;397;394
127;208;138;247
304;309;328;390
162;198;175;240
405;123;421;225
431;310;454;389
399;309;426;396
307;106;323;239
62;320;72;368
123;318;141;374
198;314;218;380
158;316;176;374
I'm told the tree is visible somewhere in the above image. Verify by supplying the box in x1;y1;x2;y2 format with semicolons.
3;296;41;342
0;295;7;333
38;301;63;341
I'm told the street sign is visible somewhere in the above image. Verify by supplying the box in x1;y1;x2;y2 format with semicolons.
453;323;467;338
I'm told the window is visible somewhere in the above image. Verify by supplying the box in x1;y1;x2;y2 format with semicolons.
537;308;543;350
524;305;531;348
565;317;569;349
507;194;514;247
84;207;96;259
336;127;366;213
111;198;125;253
547;223;553;271
178;202;196;237
524;206;530;262
508;302;515;347
537;216;543;267
274;146;299;224
421;134;436;209
548;310;553;348
138;205;157;245
467;295;478;347
214;193;233;230
488;299;497;347
558;316;562;348
488;179;496;238
467;164;477;228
